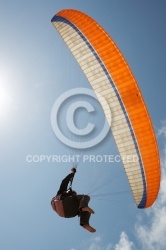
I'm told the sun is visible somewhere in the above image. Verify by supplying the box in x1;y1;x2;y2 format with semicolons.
0;86;12;120
0;89;10;105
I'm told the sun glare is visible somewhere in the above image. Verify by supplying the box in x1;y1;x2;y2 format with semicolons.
0;87;12;120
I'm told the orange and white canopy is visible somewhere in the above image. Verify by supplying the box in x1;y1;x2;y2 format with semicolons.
51;9;160;208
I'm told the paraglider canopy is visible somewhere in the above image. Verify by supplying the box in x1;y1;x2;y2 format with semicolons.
51;9;160;208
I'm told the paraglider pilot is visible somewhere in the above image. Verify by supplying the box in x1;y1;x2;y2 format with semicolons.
51;168;96;233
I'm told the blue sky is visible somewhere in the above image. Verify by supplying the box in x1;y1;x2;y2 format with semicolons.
0;1;166;249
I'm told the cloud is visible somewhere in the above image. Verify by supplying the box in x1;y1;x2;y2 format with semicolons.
73;236;112;250
135;124;166;250
157;120;166;137
87;236;112;250
71;123;166;250
83;233;133;250
113;123;166;250
114;232;134;250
